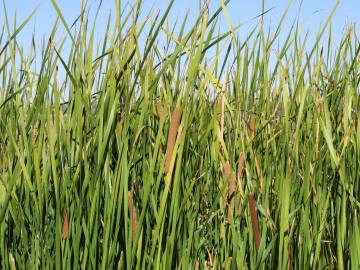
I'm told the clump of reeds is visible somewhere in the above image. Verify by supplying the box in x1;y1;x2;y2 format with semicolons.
0;0;358;269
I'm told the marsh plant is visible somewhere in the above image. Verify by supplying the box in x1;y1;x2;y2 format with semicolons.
0;0;359;269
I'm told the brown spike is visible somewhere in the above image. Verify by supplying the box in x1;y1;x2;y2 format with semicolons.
61;208;69;239
237;152;245;182
156;101;164;118
237;152;245;216
223;161;230;200
165;107;181;173
224;161;230;178
249;192;260;251
227;172;236;220
128;191;137;241
248;112;256;137
223;161;231;219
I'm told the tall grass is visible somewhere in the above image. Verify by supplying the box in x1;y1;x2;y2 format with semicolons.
0;0;360;269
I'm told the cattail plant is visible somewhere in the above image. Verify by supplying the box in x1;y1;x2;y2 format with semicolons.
165;107;181;173
128;191;137;242
247;112;256;138
249;192;260;251
62;209;69;240
227;171;236;221
156;101;164;119
237;152;245;183
237;152;245;215
0;0;357;269
223;161;230;207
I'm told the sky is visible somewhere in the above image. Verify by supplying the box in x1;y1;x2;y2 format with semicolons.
1;0;359;68
1;1;359;42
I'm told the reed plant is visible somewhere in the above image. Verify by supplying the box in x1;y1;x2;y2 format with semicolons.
0;0;359;269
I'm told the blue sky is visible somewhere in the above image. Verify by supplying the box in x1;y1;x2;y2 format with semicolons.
1;1;359;40
1;0;359;62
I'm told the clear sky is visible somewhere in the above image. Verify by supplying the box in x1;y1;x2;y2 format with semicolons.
1;0;359;58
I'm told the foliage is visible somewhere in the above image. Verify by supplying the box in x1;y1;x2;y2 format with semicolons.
0;0;359;269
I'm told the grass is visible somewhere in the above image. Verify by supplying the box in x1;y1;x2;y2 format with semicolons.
0;0;360;269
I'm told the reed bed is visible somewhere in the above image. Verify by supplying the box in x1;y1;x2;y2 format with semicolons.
0;0;360;269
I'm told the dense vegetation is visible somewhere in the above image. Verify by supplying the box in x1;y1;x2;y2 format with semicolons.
0;0;359;269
